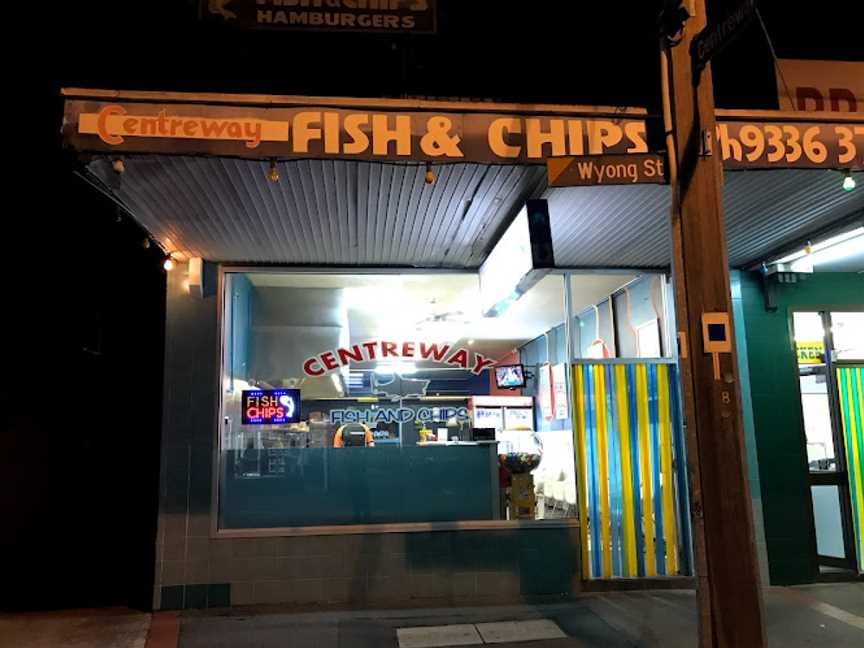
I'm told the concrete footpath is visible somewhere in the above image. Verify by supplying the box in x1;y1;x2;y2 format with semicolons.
1;584;861;647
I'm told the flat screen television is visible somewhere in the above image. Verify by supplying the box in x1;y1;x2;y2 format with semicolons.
494;364;526;389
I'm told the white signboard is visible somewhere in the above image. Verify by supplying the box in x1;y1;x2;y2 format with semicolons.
551;363;568;420
474;407;504;431
636;319;662;358
478;200;553;317
538;363;554;422
478;206;533;317
776;59;864;112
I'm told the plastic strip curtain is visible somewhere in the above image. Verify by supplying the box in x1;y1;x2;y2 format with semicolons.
573;363;690;578
836;365;864;572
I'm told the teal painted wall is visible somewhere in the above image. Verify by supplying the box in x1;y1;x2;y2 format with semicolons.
738;271;864;585
730;271;770;583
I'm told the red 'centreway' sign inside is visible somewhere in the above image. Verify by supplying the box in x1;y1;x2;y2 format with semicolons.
302;340;495;376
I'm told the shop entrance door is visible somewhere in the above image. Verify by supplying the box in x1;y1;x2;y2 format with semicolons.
792;310;864;574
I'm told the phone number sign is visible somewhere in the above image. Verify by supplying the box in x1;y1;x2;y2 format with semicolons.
718;122;864;169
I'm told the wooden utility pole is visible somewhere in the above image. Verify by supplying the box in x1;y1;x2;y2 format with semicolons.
660;1;766;646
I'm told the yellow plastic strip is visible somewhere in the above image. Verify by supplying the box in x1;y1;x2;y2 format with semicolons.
657;364;678;575
573;365;592;579
636;364;656;577
615;365;637;576
595;365;612;579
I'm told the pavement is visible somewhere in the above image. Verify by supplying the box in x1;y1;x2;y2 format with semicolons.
1;584;861;648
0;608;150;648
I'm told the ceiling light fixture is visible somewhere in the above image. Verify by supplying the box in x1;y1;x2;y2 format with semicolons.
774;227;864;266
163;255;176;271
425;161;435;184
842;170;856;192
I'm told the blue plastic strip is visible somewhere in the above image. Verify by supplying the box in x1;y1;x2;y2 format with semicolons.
584;365;602;578
647;364;665;575
606;364;622;577
626;364;645;578
668;364;692;576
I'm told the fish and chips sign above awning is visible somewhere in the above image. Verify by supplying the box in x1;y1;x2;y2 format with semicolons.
62;89;864;169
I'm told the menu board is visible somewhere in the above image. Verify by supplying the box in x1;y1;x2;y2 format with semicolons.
474;407;504;431
504;407;534;431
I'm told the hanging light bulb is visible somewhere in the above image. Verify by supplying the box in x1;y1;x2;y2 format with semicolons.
842;170;855;192
804;240;813;255
163;254;176;271
268;159;280;183
425;161;434;184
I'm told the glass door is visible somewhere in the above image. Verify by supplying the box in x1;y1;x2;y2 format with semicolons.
792;311;860;573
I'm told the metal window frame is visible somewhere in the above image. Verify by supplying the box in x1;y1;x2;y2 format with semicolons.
210;264;591;539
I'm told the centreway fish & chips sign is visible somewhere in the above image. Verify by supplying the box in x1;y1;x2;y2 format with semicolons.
66;100;653;164
63;96;864;169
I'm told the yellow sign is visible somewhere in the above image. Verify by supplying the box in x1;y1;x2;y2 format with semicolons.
796;341;824;364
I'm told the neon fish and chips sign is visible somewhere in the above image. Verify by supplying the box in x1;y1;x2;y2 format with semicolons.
242;389;301;425
302;340;495;376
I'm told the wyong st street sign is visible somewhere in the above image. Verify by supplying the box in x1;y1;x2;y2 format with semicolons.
547;153;668;187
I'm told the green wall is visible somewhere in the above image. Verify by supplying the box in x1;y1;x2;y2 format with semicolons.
739;271;863;584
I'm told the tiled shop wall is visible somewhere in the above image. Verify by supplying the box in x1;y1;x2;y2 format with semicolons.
737;271;863;585
154;264;580;609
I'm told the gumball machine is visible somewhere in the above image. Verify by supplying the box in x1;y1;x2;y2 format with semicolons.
498;431;543;520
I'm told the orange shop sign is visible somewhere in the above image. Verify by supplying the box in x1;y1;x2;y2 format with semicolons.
69;101;650;163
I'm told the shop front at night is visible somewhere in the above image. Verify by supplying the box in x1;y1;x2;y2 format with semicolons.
61;88;863;608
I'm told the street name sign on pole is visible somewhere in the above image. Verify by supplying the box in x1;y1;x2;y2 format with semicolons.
691;0;757;76
546;153;668;187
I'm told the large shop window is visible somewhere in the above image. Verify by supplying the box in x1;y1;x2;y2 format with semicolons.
572;274;671;361
217;271;576;530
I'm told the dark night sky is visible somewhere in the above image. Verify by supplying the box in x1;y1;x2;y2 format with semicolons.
3;0;861;610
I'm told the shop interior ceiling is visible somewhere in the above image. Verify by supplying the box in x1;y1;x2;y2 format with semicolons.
87;156;863;269
245;272;634;365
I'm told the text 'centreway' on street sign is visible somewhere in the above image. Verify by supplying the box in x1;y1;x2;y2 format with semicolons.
546;153;668;188
691;0;757;74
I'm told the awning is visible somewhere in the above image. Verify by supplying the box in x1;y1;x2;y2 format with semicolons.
63;89;864;269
